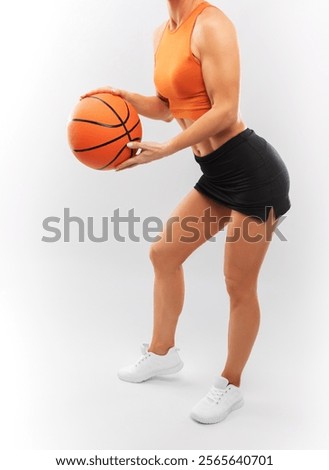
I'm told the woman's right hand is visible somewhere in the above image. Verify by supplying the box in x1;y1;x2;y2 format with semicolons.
80;86;128;100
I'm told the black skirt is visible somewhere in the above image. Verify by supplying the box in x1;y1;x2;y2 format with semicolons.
194;128;291;222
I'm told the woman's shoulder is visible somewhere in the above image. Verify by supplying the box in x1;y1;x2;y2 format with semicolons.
194;4;237;40
197;4;235;31
153;21;168;52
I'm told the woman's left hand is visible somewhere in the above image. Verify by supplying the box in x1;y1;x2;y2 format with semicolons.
114;141;172;171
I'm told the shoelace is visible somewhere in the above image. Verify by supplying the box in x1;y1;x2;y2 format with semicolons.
135;346;179;367
206;386;227;403
135;353;151;367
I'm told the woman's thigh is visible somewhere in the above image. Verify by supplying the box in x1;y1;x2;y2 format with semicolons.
223;207;278;286
151;188;232;265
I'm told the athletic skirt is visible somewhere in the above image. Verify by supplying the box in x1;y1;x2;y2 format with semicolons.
194;128;291;222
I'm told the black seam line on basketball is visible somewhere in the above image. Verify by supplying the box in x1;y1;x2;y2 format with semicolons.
88;96;133;144
98;138;141;170
89;96;131;138
97;143;127;170
72;120;140;152
72;118;126;129
74;100;130;127
123;101;132;141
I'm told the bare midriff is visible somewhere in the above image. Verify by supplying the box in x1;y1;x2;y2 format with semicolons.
176;115;248;157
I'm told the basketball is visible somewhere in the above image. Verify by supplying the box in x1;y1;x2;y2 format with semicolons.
67;93;142;170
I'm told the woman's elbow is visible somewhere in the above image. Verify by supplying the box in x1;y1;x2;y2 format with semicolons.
213;103;239;126
162;113;174;123
157;104;173;122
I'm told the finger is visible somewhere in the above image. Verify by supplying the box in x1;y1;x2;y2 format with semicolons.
115;163;139;171
115;157;141;171
80;87;119;100
126;141;149;151
115;157;139;171
79;89;101;99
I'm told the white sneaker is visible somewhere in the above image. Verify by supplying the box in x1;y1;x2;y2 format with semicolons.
117;343;184;383
190;376;244;424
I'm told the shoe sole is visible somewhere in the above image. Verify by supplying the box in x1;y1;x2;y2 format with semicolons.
118;361;184;383
190;398;244;424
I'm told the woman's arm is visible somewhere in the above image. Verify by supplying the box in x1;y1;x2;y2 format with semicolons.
79;86;172;122
167;8;241;152
124;22;174;122
124;92;173;122
116;9;241;169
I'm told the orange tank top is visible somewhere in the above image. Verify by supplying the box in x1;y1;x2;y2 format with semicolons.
154;1;213;120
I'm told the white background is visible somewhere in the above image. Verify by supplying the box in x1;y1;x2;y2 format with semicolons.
0;0;328;450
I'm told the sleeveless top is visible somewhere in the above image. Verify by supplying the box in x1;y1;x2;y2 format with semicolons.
154;1;213;120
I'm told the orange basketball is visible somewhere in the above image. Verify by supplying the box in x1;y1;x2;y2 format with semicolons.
67;93;142;170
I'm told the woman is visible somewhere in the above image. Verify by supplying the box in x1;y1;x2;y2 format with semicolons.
81;0;291;424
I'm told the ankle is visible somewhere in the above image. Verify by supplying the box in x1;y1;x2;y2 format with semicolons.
220;373;241;388
148;342;174;355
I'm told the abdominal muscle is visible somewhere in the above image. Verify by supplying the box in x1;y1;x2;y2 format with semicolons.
176;114;248;157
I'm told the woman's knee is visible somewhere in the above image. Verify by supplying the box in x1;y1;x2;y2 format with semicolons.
224;273;257;300
149;241;182;270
